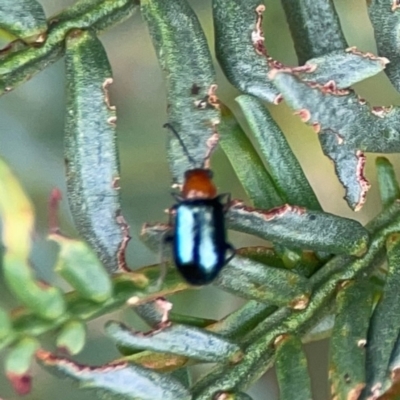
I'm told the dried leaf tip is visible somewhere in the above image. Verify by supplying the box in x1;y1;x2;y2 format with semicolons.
102;78;116;111
354;151;371;212
252;4;266;55
392;0;400;11
345;47;390;66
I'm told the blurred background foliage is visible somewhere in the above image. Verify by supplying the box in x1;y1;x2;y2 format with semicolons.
0;0;399;398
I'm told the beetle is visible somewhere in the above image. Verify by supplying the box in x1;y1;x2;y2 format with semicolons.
163;124;235;286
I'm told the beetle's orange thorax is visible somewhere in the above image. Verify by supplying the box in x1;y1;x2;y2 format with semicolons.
181;169;217;199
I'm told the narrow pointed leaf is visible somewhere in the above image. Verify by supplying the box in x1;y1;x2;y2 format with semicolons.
376;157;400;209
235;246;285;269
0;0;138;95
213;0;280;103
219;103;283;209
275;335;312;400
329;280;374;400
0;158;65;320
37;350;191;400
228;201;369;256
0;0;47;43
298;48;389;89
271;70;400;153
56;320;86;356
134;297;173;327
368;0;400;92
318;130;370;211
123;350;189;372
270;70;400;209
123;301;276;371
207;300;276;340
281;0;347;64
135;300;214;330
106;321;242;363
50;233;113;303
64;29;129;273
141;0;220;182
364;234;400;398
236;95;321;210
217;255;311;309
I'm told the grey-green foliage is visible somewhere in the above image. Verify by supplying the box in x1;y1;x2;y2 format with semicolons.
2;1;400;400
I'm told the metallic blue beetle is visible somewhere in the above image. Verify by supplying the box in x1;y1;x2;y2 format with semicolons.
164;124;234;285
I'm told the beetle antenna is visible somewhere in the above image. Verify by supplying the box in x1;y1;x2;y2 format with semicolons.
163;123;196;166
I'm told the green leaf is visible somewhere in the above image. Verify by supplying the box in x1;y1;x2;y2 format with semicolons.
134;298;172;328
5;336;39;395
228;201;369;256
281;0;347;64
0;0;47;43
214;0;384;104
236;95;321;210
275;335;312;400
219;103;283;209
3;253;66;320
141;0;219;183
106;321;242;363
376;157;400;209
235;247;286;269
0;158;65;320
368;0;400;92
50;233;113;303
269;70;400;209
217;255;311;308
364;234;400;398
56;320;86;356
319;130;370;211
297;48;389;88
329;280;374;400
135;298;214;330
207;300;276;340
191;338;275;400
5;336;39;374
213;0;280;103
270;70;400;153
37;350;191;400
0;0;138;95
64;29;129;273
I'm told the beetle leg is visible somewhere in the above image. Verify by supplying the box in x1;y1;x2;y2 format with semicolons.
218;193;232;212
150;228;173;292
171;192;183;202
167;205;177;225
225;243;236;264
